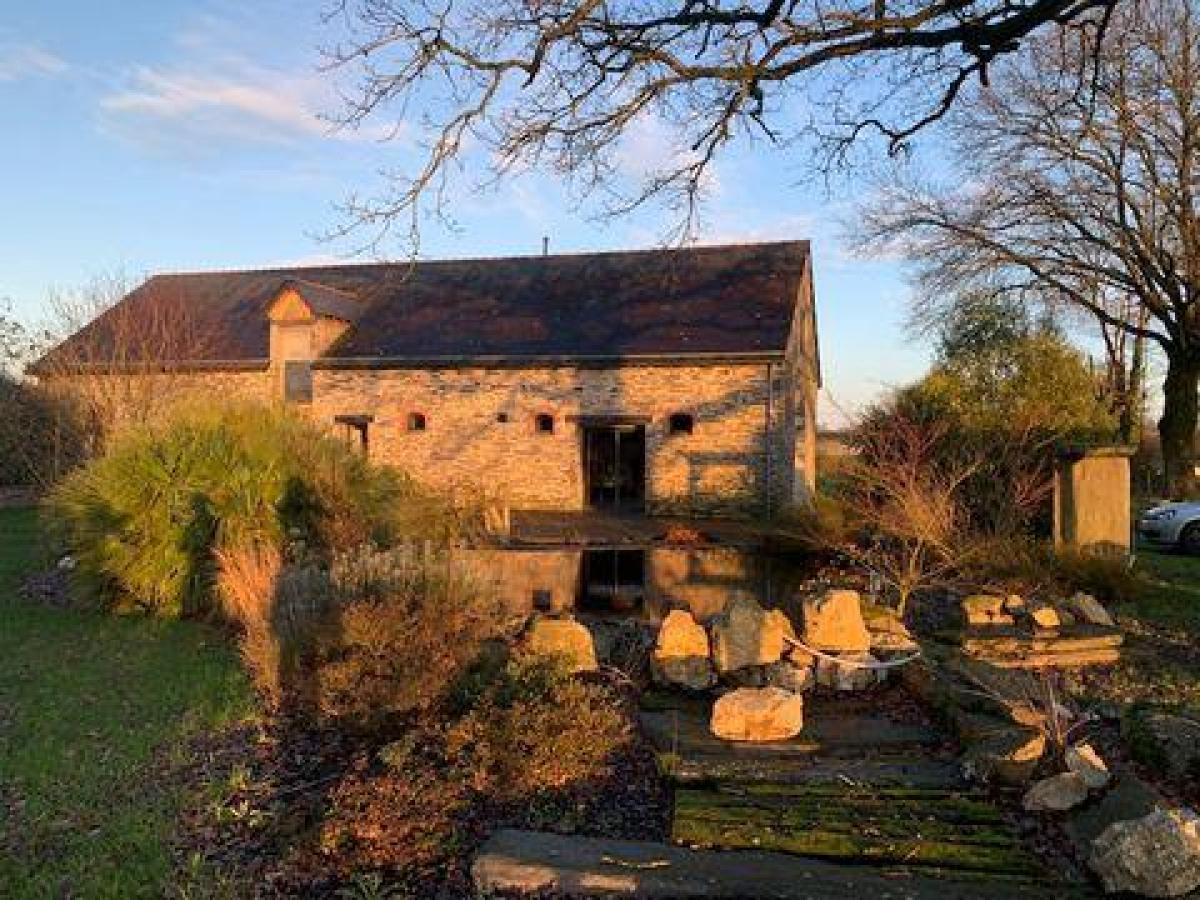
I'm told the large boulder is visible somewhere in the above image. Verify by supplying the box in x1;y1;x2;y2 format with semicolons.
1023;772;1090;812
710;595;795;673
802;590;871;653
710;687;804;742
524;616;598;673
1089;807;1200;898
652;610;715;691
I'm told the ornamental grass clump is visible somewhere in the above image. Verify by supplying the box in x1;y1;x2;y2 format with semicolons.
46;401;461;617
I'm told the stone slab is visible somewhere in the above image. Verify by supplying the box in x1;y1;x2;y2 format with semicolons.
472;828;1056;898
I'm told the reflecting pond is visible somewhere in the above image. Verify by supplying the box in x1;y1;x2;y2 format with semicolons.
460;545;820;624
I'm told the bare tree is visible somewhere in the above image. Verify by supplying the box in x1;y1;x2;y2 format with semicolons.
31;274;217;453
861;0;1200;494
321;0;1119;247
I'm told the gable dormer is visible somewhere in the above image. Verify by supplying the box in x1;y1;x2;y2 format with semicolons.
267;278;362;362
267;279;361;402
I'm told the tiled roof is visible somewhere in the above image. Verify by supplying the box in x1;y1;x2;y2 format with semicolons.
41;241;809;366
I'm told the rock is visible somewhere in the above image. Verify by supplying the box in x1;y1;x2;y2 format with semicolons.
962;594;1014;627
710;596;795;673
1143;712;1200;781
1029;604;1061;630
1089;807;1200;898
1023;772;1090;812
724;666;767;688
802;590;870;653
814;652;882;692
783;643;815;668
524;616;598;672
764;659;815;694
962;728;1047;786
865;607;919;653
1067;592;1115;627
1003;594;1026;613
1066;742;1111;790
653;610;715;690
710;687;804;742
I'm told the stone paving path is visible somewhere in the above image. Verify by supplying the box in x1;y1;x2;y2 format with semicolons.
473;685;1084;897
643;687;1065;889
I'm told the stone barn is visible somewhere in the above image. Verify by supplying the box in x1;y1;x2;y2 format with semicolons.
41;241;821;516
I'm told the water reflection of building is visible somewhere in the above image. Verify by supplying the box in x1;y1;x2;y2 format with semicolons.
460;545;798;623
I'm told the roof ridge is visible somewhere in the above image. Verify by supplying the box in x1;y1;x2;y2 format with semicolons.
147;239;810;280
280;276;362;298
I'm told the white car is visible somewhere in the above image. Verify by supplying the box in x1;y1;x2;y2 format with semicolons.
1138;501;1200;553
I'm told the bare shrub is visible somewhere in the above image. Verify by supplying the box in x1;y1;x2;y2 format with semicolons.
836;410;980;614
310;545;509;729
445;655;630;801
215;544;333;709
959;665;1092;758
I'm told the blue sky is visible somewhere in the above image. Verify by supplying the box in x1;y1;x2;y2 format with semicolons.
0;0;929;421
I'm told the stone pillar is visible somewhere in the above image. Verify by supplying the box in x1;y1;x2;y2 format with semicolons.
1053;447;1135;557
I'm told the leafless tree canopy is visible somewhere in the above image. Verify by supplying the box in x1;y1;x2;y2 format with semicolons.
31;275;218;450
859;0;1200;491
322;0;1118;246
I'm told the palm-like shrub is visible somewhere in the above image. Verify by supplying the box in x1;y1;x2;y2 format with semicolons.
46;402;457;617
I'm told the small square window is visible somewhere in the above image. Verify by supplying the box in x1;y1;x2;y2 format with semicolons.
535;413;554;434
668;413;694;435
531;589;553;611
407;412;427;432
496;412;510;423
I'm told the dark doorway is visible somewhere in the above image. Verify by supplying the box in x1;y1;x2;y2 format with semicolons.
584;425;646;511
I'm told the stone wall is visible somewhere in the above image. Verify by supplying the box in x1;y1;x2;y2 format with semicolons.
310;362;794;515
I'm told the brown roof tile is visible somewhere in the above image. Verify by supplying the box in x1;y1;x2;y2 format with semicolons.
42;241;809;366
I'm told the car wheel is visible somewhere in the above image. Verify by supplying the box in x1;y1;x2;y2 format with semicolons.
1180;523;1200;555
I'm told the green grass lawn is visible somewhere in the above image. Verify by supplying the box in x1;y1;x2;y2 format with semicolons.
1131;547;1200;631
1070;544;1200;710
0;506;254;898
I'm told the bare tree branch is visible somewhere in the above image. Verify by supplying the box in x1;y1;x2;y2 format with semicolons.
320;0;1120;250
857;0;1200;492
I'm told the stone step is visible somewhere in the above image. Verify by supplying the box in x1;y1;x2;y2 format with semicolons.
972;647;1120;669
672;785;1045;879
472;828;1064;898
641;705;959;787
641;708;943;756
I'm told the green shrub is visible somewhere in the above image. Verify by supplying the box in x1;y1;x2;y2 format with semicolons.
46;402;459;617
965;534;1143;604
857;334;1115;536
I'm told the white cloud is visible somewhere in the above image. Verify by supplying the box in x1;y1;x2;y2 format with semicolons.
100;61;398;149
97;7;402;153
103;66;324;141
0;43;67;82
